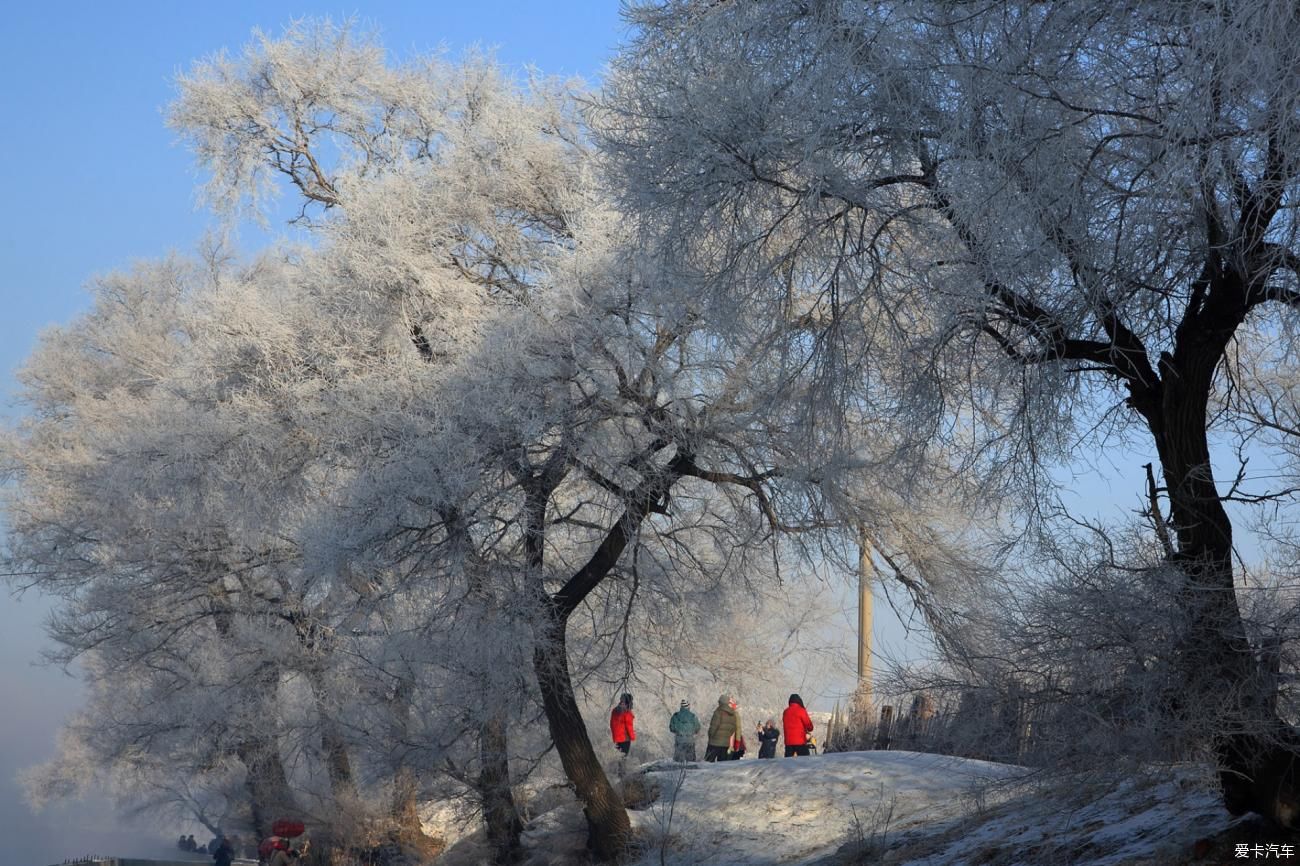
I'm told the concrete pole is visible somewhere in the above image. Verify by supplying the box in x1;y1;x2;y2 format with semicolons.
854;526;874;722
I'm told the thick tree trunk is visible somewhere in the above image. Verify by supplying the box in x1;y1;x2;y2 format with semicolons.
237;734;297;840
303;664;358;859
320;715;357;800
215;605;296;840
386;680;441;854
1152;337;1300;826
387;680;420;831
533;610;631;862
309;675;358;803
517;455;679;861
391;763;422;832
455;505;526;863
480;712;525;864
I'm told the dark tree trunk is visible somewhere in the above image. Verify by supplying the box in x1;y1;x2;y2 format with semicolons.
452;498;526;864
533;609;631;862
211;606;296;840
386;680;440;854
391;763;422;832
480;712;525;864
322;716;356;800
237;734;296;840
1150;282;1300;827
301;647;356;860
310;675;358;803
517;452;681;861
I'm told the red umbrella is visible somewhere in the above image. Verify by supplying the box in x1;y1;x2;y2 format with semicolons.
271;818;306;838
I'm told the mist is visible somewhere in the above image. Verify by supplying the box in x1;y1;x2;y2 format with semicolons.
0;592;182;865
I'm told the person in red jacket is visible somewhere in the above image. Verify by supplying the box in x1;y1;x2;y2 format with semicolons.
782;693;814;757
610;693;636;756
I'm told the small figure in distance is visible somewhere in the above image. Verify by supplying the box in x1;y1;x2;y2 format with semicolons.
757;718;780;759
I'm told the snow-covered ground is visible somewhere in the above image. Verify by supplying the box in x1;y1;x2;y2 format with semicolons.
438;751;1263;866
629;751;1024;865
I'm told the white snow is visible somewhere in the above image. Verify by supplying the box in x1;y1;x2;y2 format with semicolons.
628;751;1023;865
454;751;1248;866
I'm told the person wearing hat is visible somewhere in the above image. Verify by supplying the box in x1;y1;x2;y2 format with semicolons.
705;694;742;762
668;699;702;762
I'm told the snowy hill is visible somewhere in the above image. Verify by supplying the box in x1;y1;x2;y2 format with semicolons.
628;751;1023;865
439;751;1271;866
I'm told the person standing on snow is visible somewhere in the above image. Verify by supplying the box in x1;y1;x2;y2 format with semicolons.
782;693;814;757
706;694;742;762
669;699;702;762
610;693;636;756
212;836;235;866
756;719;781;759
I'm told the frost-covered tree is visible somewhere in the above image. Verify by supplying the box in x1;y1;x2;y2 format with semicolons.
602;0;1300;823
163;21;979;859
1;247;525;856
3;257;307;837
3;18;990;863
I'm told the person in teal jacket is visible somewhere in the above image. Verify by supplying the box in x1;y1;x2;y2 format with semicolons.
668;699;702;761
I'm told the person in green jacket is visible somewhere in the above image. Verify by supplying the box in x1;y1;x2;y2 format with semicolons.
668;699;702;762
706;694;742;762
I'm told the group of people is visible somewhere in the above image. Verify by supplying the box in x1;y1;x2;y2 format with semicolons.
610;692;817;763
175;829;307;865
176;833;238;865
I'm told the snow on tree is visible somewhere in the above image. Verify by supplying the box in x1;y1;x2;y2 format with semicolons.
1;245;540;855
163;19;974;859
602;0;1300;826
2;18;995;863
4;256;302;836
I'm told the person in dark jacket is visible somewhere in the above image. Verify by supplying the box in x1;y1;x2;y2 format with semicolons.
782;693;815;757
610;693;636;755
212;836;235;866
756;718;781;758
668;700;702;761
